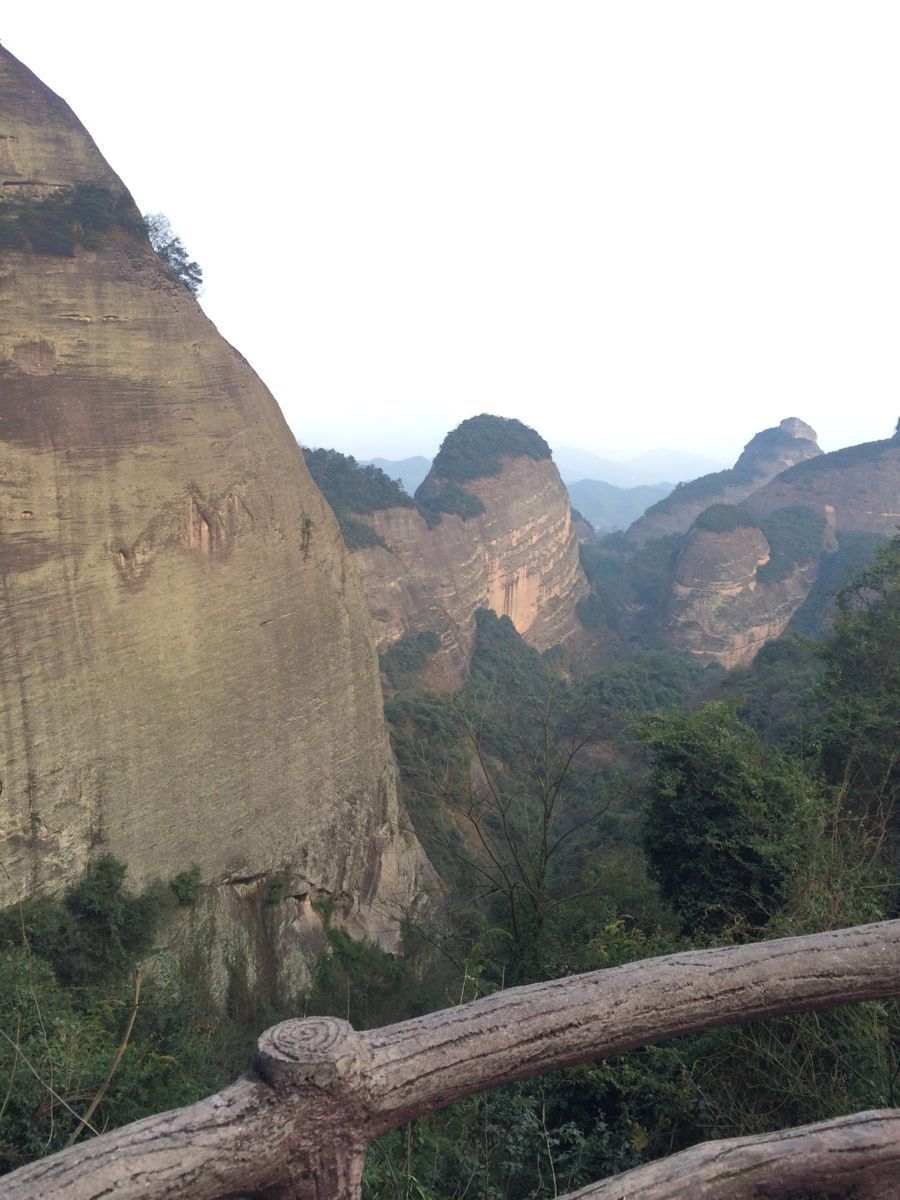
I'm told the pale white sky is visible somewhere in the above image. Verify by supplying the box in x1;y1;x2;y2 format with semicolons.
3;3;899;463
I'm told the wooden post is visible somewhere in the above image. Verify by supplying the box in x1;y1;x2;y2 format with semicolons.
253;1018;369;1200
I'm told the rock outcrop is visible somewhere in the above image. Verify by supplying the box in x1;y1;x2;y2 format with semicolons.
744;435;900;534
663;517;822;669
626;419;821;546
0;47;424;966
659;428;900;667
345;417;589;688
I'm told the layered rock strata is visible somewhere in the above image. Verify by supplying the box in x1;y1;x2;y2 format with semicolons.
664;524;820;669
0;47;423;958
350;457;589;688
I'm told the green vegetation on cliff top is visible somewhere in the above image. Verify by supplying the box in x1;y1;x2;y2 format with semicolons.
690;504;827;584
379;629;441;686
304;447;413;514
303;447;413;549
427;414;552;484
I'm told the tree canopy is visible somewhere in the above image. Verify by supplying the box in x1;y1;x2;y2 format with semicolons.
819;532;900;818
426;414;552;484
143;213;203;295
637;702;808;935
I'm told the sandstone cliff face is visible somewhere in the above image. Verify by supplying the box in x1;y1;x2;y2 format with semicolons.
626;419;822;546
349;457;588;688
744;437;900;534
664;524;819;669
0;48;423;956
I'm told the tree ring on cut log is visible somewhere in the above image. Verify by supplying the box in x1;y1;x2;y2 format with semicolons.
254;1017;369;1096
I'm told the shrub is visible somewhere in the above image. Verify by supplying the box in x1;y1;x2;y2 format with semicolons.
303;447;411;549
169;866;202;906
335;514;388;551
416;482;486;525
0;854;162;988
637;703;808;935
0;185;142;258
692;504;759;534
380;630;442;685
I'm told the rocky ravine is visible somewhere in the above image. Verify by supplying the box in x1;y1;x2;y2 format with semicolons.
0;47;426;988
350;455;589;688
626;418;822;546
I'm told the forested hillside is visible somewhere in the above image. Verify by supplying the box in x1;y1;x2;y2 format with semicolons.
3;535;896;1196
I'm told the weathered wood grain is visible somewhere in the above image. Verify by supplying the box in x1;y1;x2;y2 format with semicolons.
558;1109;900;1199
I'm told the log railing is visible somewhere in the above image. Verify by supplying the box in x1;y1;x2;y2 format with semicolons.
1;919;898;1199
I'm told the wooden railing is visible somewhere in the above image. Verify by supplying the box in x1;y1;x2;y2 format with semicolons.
1;919;898;1199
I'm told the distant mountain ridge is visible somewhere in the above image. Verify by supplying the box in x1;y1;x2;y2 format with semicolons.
567;479;674;532
367;447;726;494
364;456;432;496
554;447;726;488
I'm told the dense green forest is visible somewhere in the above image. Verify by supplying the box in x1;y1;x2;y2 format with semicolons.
427;415;552;484
0;536;897;1193
303;447;413;548
304;445;487;535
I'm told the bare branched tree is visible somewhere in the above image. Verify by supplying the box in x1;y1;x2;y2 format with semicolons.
401;678;611;983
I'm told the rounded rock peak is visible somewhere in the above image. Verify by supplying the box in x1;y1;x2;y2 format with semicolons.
0;46;127;197
778;417;818;444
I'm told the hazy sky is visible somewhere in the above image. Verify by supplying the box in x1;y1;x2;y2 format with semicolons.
4;4;900;464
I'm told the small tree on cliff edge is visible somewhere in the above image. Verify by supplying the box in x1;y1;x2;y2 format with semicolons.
143;213;203;296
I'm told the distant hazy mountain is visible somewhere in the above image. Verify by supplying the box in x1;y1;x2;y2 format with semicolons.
364;456;432;496
567;479;674;532
554;447;726;488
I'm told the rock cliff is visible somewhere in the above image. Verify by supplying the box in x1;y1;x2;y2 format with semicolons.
341;417;588;688
659;429;900;666
0;47;423;970
626;419;822;546
743;435;900;534
663;512;823;669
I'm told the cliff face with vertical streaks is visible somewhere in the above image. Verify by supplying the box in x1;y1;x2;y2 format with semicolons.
0;46;426;983
348;437;588;688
